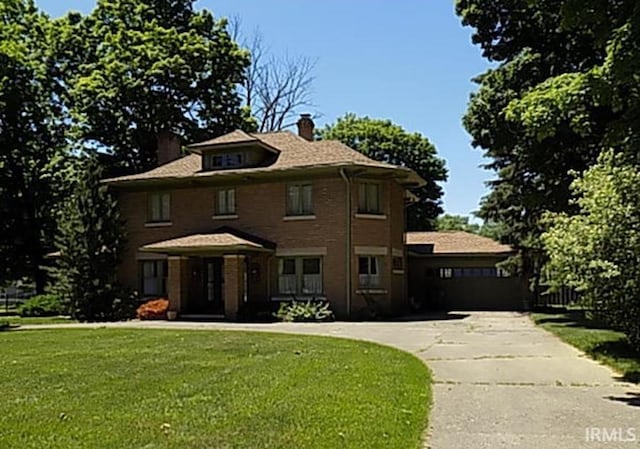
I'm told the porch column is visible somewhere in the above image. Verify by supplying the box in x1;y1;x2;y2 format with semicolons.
167;256;189;313
223;254;245;320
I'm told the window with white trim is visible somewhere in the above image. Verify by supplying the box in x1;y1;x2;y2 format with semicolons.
215;188;236;215
358;256;381;287
148;192;170;222
141;260;167;297
358;182;382;214
286;183;313;216
277;257;322;295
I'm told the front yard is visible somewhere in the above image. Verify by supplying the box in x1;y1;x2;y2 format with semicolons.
532;311;640;383
0;328;431;449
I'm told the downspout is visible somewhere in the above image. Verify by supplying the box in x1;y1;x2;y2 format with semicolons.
339;168;352;317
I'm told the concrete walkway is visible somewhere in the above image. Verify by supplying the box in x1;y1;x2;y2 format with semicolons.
20;312;640;448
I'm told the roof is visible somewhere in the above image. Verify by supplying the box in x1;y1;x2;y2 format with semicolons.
140;227;276;254
187;130;259;148
104;131;423;187
406;231;513;255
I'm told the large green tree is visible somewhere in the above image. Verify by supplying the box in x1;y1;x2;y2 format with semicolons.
456;0;630;283
0;0;67;291
543;151;640;350
319;114;447;230
58;0;254;173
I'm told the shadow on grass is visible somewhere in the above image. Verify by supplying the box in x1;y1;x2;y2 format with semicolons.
606;392;640;407
587;340;640;383
536;310;613;330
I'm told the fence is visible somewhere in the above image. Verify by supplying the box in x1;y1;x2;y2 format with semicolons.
534;284;581;308
0;287;37;312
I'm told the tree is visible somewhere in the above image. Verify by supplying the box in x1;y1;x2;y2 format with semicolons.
505;1;640;154
52;157;134;321
456;0;623;284
59;0;254;173
543;151;640;350
230;18;316;132
0;0;67;291
319;114;447;230
436;214;480;233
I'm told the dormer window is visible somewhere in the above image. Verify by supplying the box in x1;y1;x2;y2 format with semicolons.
204;152;245;170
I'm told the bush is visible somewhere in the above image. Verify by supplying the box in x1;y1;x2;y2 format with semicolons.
17;294;67;317
274;300;334;322
136;299;169;320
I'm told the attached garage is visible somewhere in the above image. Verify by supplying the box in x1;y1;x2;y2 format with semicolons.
406;231;527;311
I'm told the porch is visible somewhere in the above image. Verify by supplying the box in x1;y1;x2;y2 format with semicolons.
140;228;276;319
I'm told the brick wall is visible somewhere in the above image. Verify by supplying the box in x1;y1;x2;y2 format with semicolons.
116;172;408;318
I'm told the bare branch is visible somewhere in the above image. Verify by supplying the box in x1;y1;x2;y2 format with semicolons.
234;24;316;132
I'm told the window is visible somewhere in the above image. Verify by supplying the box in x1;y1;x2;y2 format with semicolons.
204;152;244;170
392;256;404;272
277;257;322;295
286;183;313;216
148;192;170;222
438;267;507;278
215;188;236;215
358;256;381;287
141;260;167;297
358;182;381;214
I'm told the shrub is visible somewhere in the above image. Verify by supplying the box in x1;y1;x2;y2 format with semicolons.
274;300;334;322
136;299;169;320
17;294;67;317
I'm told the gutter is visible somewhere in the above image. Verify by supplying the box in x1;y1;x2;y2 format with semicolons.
339;168;352;317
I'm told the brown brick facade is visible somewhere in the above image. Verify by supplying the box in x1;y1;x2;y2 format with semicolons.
116;173;408;319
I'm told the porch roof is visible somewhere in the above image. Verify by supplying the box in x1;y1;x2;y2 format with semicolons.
140;229;275;255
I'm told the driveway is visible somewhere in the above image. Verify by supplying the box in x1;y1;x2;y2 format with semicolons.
22;312;640;448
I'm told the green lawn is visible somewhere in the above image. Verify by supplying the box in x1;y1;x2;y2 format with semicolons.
0;329;431;449
0;315;74;326
531;311;640;383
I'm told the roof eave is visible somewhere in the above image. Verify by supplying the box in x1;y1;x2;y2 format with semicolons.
103;163;421;189
139;244;273;255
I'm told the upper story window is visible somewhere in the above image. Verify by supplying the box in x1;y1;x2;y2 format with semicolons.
358;182;382;214
204;152;245;170
148;192;170;222
358;256;381;287
286;183;313;216
215;188;236;216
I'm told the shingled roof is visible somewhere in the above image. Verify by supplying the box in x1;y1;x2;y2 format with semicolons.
140;227;276;254
406;231;513;255
104;130;423;186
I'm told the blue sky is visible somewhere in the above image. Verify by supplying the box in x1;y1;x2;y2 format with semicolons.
37;0;493;219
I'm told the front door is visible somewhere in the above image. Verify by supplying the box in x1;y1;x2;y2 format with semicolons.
203;257;224;314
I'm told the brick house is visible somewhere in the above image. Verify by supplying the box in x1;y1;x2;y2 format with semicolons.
105;115;424;319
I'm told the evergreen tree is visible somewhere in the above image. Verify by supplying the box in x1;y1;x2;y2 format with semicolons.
53;158;134;321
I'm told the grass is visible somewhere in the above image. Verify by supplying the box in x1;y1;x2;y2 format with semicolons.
0;315;74;326
0;329;431;449
531;310;640;383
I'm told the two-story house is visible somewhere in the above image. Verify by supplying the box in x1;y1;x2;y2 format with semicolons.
105;115;424;319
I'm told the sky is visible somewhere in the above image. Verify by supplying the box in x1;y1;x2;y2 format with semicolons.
37;0;493;219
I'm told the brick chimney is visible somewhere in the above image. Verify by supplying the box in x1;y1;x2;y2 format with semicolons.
156;130;181;166
296;114;314;141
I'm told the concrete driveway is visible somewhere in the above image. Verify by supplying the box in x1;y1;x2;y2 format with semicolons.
21;312;640;448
